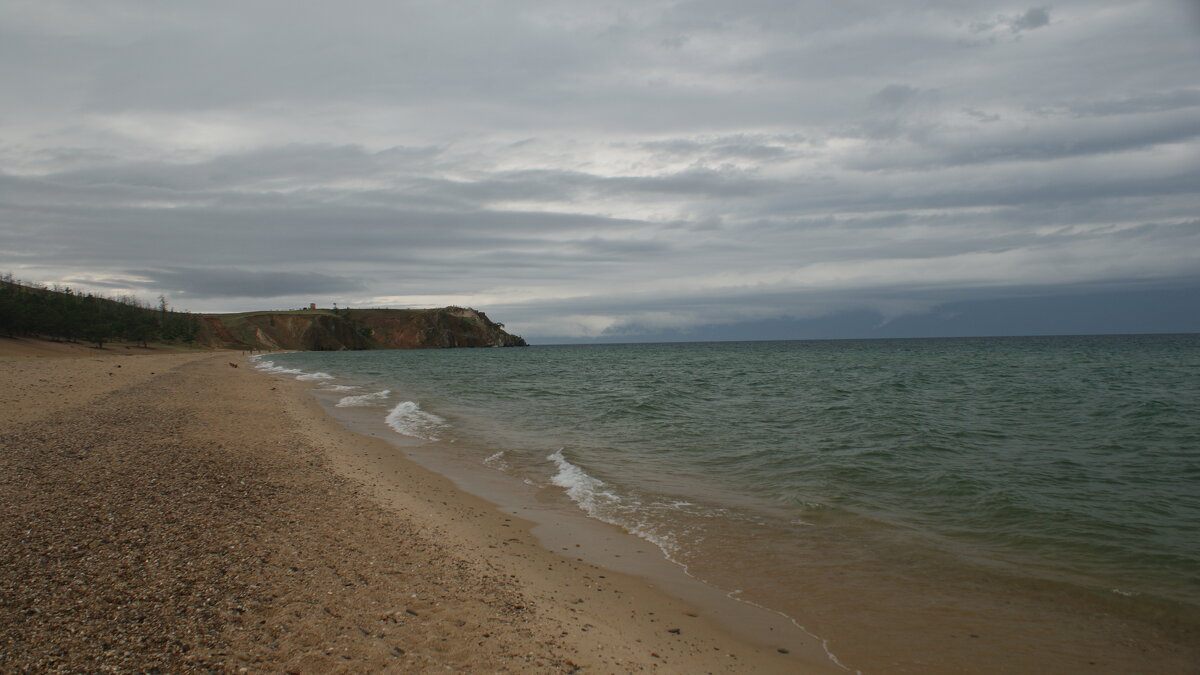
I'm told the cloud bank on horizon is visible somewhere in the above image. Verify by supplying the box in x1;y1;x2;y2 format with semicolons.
2;0;1198;341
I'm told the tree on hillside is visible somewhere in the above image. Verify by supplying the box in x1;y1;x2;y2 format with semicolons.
0;273;204;347
83;321;111;349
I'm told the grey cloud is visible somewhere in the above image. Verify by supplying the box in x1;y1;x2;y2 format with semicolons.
607;167;781;198
47;144;442;193
125;268;366;299
419;166;781;206
564;237;673;259
1011;7;1050;32
843;108;1200;171
859;85;942;140
2;165;667;288
72;4;603;114
2;1;1197;340
639;135;798;161
963;108;1001;122
970;6;1051;36
871;84;923;110
1065;89;1200;117
492;263;1200;341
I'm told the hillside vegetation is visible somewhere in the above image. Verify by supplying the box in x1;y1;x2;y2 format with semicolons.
202;306;526;351
0;276;526;351
0;275;199;348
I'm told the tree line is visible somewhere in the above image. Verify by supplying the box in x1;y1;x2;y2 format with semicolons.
0;273;200;348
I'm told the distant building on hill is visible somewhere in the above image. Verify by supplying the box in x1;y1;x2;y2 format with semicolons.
309;303;316;310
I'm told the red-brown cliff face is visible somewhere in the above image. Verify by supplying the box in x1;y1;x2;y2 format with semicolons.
198;307;526;351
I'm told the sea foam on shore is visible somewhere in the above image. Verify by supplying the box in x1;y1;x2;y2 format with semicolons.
384;401;446;440
335;390;391;407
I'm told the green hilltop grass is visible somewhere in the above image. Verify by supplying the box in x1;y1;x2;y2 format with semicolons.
202;309;341;318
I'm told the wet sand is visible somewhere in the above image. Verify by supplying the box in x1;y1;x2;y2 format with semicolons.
0;338;828;673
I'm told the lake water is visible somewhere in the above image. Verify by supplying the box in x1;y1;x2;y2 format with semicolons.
255;334;1200;673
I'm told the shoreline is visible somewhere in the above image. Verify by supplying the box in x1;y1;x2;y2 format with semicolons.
0;341;828;673
294;365;848;669
257;344;1200;675
8;338;1196;673
259;355;842;672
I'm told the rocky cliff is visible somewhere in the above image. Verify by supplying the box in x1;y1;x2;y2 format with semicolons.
199;307;526;351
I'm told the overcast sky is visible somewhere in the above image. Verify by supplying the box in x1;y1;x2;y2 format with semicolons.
3;1;1198;342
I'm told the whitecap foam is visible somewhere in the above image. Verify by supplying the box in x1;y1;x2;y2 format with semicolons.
296;371;335;381
252;359;305;376
547;449;682;557
319;384;359;392
547;449;622;515
384;401;446;440
336;389;391;407
483;451;510;471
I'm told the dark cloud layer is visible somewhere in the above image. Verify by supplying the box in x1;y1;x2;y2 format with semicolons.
125;268;366;300
1;1;1198;341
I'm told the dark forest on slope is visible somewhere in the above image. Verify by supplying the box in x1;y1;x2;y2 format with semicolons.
0;274;199;348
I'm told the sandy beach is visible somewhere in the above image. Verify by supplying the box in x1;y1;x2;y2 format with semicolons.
0;338;829;673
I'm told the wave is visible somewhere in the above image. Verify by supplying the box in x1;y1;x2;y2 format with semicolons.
547;449;678;556
547;449;622;514
250;357;335;383
542;449;848;668
384;401;447;441
483;451;510;471
296;371;335;381
251;358;305;376
336;390;391;407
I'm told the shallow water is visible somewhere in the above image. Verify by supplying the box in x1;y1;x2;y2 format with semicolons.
258;334;1200;672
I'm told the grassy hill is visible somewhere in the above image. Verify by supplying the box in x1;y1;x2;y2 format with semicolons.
0;275;525;351
200;306;526;351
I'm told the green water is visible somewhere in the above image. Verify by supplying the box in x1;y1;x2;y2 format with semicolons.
261;334;1200;670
